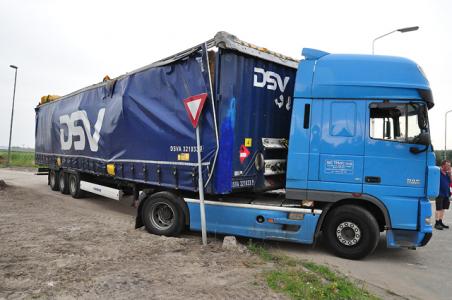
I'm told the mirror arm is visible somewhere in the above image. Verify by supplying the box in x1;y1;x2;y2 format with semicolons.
410;145;429;154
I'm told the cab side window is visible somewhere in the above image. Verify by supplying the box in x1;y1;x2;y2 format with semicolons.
369;102;427;143
330;102;356;137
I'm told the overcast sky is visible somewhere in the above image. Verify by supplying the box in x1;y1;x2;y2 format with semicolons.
0;0;451;149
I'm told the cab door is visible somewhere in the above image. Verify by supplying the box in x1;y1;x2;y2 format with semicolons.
311;100;366;193
363;101;428;230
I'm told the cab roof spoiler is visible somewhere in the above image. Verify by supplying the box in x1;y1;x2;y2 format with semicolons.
302;48;330;60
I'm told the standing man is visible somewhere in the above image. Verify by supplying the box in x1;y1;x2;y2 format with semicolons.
435;160;451;230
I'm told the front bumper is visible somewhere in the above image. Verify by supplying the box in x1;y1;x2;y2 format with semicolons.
419;232;432;246
386;198;433;248
386;229;432;248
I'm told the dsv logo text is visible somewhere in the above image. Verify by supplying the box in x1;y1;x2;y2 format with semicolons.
59;108;105;152
253;67;291;111
253;67;290;92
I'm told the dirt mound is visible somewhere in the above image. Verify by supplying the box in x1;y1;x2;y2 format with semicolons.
0;182;285;300
0;179;7;190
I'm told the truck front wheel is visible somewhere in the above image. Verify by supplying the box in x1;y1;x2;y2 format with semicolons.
49;170;59;191
142;192;185;237
324;205;379;260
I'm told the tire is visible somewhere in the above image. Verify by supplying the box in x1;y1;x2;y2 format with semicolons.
324;205;379;260
59;171;69;194
142;192;185;237
68;173;84;199
49;169;59;191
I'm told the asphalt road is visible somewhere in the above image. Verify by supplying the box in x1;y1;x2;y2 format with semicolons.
1;168;451;299
254;203;451;299
268;214;451;300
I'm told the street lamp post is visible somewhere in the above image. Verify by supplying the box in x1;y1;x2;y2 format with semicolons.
7;65;18;167
370;26;419;137
444;110;452;160
372;26;419;54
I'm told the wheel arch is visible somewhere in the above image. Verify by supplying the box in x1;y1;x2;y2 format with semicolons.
315;196;391;240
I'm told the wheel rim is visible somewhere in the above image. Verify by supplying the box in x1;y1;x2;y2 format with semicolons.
60;174;65;189
149;202;175;230
69;176;76;193
50;172;56;187
336;221;361;246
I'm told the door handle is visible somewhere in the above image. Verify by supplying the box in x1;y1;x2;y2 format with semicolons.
365;176;381;183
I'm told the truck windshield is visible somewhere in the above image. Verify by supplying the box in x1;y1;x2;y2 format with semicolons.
370;102;429;144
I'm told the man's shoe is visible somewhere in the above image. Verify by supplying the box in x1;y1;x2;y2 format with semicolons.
440;221;449;229
435;223;444;230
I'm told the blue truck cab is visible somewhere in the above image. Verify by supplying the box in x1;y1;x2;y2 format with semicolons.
286;48;439;258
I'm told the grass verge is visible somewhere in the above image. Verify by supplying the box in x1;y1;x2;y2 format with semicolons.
0;150;36;168
248;242;379;300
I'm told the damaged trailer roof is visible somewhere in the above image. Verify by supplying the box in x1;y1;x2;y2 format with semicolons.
37;31;299;107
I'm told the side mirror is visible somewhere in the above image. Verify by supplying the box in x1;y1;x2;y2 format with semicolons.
414;132;431;146
410;133;431;154
417;108;428;130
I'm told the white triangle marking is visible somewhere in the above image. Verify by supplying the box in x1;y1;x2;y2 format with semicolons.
187;98;201;120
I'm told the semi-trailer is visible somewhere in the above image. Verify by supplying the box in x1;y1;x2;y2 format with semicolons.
35;32;439;259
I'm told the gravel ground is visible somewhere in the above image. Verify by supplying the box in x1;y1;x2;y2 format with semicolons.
0;170;286;300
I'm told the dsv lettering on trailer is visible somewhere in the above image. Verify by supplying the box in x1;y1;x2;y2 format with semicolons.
253;67;291;111
253;67;290;92
59;108;106;152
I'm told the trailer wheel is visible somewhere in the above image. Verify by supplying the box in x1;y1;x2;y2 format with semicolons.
68;173;84;199
142;192;185;237
49;169;59;191
59;171;69;194
324;205;379;260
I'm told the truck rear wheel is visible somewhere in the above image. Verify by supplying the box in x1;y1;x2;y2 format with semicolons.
59;171;69;194
68;173;84;199
142;192;185;237
49;170;59;191
324;205;379;260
